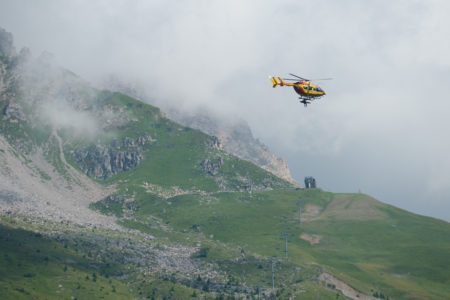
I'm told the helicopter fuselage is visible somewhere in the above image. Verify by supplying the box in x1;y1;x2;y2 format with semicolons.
293;81;326;99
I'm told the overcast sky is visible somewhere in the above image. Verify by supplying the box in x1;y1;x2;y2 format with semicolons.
1;0;449;221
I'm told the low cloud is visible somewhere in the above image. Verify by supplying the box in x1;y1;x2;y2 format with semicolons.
39;100;99;138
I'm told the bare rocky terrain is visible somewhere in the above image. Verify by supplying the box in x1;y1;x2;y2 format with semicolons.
0;134;118;228
319;272;375;300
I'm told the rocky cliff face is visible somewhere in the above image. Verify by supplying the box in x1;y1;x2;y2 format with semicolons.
0;28;15;57
0;28;16;112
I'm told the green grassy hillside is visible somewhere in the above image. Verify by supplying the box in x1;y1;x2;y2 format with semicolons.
95;183;450;299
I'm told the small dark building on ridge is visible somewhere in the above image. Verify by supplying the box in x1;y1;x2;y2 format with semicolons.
304;176;316;189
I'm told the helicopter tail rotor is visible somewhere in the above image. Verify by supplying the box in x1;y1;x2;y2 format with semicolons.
269;76;286;88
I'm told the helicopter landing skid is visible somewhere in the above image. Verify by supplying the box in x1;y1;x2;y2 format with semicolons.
299;98;311;107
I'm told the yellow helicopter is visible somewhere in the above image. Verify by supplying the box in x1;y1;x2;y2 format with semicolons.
269;73;331;107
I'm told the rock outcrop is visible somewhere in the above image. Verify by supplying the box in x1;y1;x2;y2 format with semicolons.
201;157;224;176
73;136;152;180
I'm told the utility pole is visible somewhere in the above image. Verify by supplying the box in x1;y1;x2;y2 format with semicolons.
271;257;276;289
255;285;261;300
296;200;303;224
281;232;290;258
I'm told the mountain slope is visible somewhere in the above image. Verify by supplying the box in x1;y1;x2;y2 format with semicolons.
1;28;449;300
101;75;299;186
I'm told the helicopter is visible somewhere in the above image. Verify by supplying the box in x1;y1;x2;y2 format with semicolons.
269;74;331;107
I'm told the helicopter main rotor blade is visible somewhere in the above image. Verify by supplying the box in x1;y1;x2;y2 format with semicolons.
309;78;333;81
289;73;309;81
